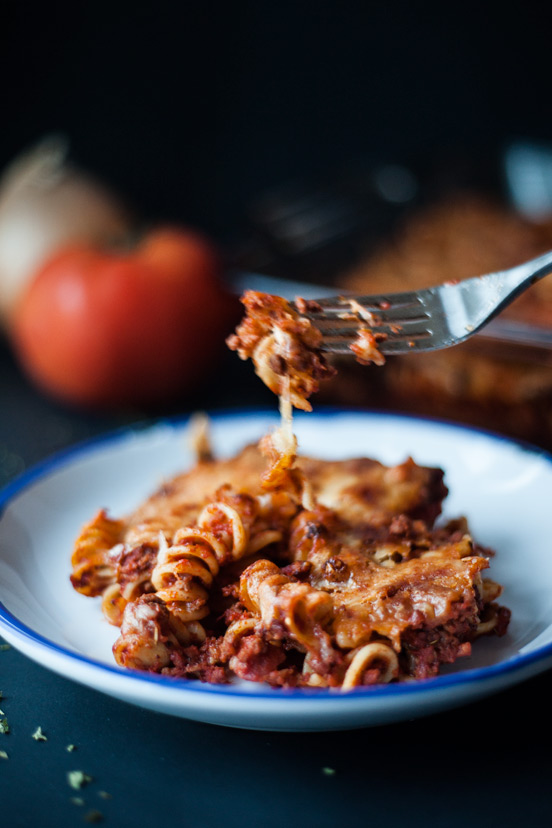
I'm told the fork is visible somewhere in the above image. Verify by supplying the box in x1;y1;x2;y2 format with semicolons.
297;250;552;355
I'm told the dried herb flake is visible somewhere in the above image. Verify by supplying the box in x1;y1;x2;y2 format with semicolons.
32;726;47;741
68;770;93;790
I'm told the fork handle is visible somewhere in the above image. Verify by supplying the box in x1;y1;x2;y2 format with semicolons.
494;249;552;295
451;249;552;333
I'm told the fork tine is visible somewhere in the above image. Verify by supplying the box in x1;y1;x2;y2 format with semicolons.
308;305;431;327
367;303;430;323
309;291;424;312
314;317;433;339
298;289;436;354
320;331;433;355
379;335;434;354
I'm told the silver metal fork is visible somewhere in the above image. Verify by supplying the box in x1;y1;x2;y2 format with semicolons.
298;250;552;355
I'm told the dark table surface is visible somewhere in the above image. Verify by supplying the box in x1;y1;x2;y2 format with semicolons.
1;332;552;828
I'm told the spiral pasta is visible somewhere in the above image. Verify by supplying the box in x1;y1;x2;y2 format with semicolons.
150;489;289;622
73;424;510;688
239;559;334;655
123;513;187;551
101;553;155;626
151;528;225;626
71;510;125;596
100;509;201;627
112;488;292;667
101;583;128;627
341;642;399;689
112;595;206;671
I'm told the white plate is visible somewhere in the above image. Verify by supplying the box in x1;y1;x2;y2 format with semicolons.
1;409;552;731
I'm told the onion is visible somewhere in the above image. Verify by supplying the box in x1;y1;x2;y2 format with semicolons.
0;135;132;327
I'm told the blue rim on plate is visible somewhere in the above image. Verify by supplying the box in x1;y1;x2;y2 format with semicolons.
1;406;552;704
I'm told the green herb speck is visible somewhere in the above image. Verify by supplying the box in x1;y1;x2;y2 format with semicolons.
70;797;85;807
66;744;77;752
0;718;9;735
68;770;93;790
322;767;336;776
32;726;47;741
0;750;8;759
0;644;10;651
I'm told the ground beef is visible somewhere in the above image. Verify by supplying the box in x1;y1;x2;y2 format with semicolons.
400;603;479;679
115;543;158;591
229;633;288;682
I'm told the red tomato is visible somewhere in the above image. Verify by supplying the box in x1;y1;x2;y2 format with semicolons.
11;228;237;408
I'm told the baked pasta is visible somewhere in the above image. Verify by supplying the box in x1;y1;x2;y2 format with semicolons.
71;289;509;688
71;429;510;689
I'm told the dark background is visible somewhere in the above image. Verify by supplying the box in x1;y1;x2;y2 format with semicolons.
3;3;552;827
2;1;552;241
